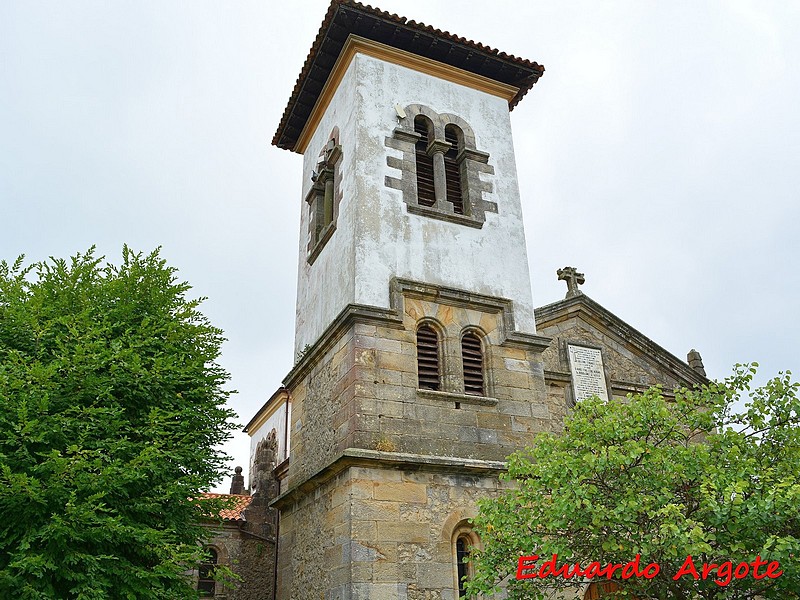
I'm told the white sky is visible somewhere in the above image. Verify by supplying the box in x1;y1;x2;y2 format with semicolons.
2;1;798;492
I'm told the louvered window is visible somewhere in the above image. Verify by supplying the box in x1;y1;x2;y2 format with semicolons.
444;125;464;215
414;116;436;207
461;332;484;396
416;324;440;390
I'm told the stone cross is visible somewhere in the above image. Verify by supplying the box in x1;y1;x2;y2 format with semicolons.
557;266;585;299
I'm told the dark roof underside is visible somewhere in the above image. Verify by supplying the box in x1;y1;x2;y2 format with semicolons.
273;0;545;152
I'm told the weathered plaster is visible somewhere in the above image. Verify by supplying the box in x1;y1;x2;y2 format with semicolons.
293;52;539;354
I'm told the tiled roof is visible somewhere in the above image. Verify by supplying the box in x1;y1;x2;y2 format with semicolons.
200;493;253;521
273;0;545;152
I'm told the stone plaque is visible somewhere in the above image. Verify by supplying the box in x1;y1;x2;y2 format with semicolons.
567;344;609;402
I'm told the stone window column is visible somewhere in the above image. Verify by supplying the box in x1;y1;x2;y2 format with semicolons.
320;167;335;228
427;138;452;213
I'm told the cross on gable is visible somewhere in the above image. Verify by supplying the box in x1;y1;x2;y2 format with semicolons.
557;266;585;298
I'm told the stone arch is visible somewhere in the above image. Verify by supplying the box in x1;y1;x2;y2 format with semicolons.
196;543;228;597
385;104;496;226
440;508;479;543
444;514;482;599
460;326;490;397
416;318;445;391
395;104;478;149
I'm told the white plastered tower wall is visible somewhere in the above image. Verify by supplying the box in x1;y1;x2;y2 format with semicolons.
294;61;359;356
294;50;539;354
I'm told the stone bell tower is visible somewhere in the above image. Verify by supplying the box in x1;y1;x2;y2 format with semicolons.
266;2;556;598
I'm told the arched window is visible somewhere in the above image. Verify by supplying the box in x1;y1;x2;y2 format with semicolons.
197;547;218;596
444;124;464;215
455;534;472;597
461;331;484;396
306;129;342;263
416;324;440;391
452;525;480;598
414;116;436;207
384;104;498;229
387;104;497;227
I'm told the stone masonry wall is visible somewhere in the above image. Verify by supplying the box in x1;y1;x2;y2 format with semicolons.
286;286;553;487
276;471;351;600
285;325;357;489
278;283;553;599
538;314;694;409
276;462;514;600
347;464;513;600
350;293;553;462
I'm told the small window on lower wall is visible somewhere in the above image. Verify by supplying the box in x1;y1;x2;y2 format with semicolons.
455;535;473;598
197;548;218;596
452;524;481;598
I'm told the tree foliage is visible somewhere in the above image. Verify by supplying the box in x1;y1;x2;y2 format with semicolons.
467;366;800;599
0;247;237;599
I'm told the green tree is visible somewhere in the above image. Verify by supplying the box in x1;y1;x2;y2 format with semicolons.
0;247;237;599
467;366;800;599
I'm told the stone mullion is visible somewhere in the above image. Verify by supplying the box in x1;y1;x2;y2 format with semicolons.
427;139;452;213
442;324;464;395
322;174;334;227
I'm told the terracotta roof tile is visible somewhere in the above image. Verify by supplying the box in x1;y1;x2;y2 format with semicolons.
273;0;544;152
200;493;253;521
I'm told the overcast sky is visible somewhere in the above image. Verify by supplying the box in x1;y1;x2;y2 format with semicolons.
2;1;798;491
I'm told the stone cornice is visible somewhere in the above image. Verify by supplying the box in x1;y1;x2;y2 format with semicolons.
271;448;506;509
283;303;404;389
293;35;520;154
391;278;551;353
243;387;289;435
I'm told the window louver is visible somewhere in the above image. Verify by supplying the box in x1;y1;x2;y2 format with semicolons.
416;325;440;390
414;117;436;207
444;126;464;215
461;332;483;395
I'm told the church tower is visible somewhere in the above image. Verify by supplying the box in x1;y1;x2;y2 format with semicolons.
261;2;556;597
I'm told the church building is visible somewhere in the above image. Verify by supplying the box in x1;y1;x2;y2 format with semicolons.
203;2;708;598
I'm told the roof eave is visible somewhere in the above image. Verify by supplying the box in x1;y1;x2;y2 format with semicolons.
272;0;544;153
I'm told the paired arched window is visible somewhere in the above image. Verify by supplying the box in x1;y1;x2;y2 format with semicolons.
411;118;465;214
416;325;486;397
416;324;440;391
386;104;497;227
461;331;484;396
306;130;342;263
197;547;218;596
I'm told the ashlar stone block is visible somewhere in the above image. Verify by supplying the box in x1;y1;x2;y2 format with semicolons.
373;481;427;504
